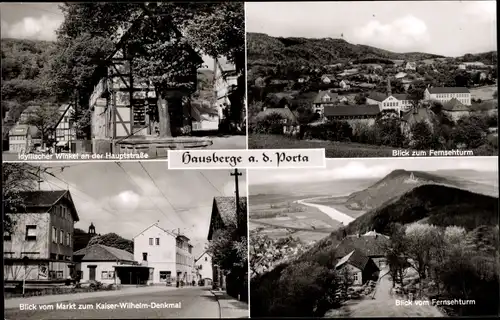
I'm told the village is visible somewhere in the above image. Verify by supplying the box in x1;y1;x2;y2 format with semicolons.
3;163;249;319
248;45;498;157
2;3;246;161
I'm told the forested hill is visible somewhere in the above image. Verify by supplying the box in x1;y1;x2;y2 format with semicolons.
246;32;445;67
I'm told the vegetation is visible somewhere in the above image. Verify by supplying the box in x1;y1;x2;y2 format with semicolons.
87;233;134;253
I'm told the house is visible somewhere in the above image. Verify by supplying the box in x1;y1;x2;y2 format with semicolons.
208;196;247;297
321;74;336;84
442;98;470;121
395;72;407;79
53;104;76;151
4;190;80;283
405;62;417;71
8;124;31;153
195;251;213;285
424;87;471;106
133;223;194;285
462;61;486;68
191;100;219;132
339;80;350;89
73;244;138;285
324;104;380;126
366;92;414;114
255;107;299;135
335;250;379;286
214;57;239;120
313;91;339;116
339;96;349;103
334;233;390;269
458;64;466;70
400;107;436;139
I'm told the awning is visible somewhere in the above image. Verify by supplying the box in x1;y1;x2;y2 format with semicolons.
56;140;69;147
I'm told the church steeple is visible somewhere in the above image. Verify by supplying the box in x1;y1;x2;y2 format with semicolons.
89;223;96;236
387;77;392;96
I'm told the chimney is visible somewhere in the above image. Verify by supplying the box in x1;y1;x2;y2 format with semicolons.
387;77;392;96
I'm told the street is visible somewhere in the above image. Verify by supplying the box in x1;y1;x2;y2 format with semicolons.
5;287;221;319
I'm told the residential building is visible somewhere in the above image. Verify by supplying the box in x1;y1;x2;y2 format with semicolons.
334;232;390;269
8;124;31;153
133;223;177;284
190;99;220;132
335;250;379;286
312;91;339;116
458;64;466;70
175;233;196;285
424;87;471;106
255;107;299;135
208;196;247;298
339;80;350;89
4;190;79;283
53;104;77;150
405;62;417;71
442;98;471;121
195;251;213;284
321;74;335;84
324;104;380;126
366;93;414;114
214;57;239;119
73;244;139;285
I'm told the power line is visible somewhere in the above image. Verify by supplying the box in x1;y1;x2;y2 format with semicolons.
115;162;179;228
198;171;224;196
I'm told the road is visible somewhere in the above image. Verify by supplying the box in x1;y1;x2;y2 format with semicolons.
5;287;220;319
204;135;246;150
295;197;355;225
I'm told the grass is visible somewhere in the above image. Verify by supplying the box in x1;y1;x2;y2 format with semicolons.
248;134;395;158
470;86;497;101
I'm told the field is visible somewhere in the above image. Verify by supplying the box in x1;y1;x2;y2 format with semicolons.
248;134;394;158
470;85;497;101
249;194;342;243
307;196;367;219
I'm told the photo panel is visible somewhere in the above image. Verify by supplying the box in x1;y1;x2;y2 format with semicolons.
2;2;246;162
3;161;249;319
249;157;499;318
246;1;498;158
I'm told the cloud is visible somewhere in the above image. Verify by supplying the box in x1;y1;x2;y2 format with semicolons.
1;15;62;41
464;1;496;23
107;191;142;211
353;15;430;52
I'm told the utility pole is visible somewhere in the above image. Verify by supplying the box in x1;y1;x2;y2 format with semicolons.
230;169;241;213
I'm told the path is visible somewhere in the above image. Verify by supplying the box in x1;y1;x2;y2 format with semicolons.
295;197;354;225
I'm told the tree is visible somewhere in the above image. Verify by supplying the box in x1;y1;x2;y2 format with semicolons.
408;121;434;149
354;93;367;105
26;104;61;147
404;223;443;282
407;80;427;110
451;115;488;148
87;233;133;253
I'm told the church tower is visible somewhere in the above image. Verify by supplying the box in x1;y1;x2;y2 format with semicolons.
88;223;96;237
387;77;392;96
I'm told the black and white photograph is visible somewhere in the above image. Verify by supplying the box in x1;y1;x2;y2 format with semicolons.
246;1;498;158
1;2;245;161
249;157;498;317
3;162;249;319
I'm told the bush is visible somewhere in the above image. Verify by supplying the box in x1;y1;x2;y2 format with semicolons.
252;113;285;134
300;120;353;142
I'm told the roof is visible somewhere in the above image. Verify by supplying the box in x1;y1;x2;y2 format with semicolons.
395;72;407;78
54;104;73;128
215;56;237;74
314;91;339;104
335;250;372;271
177;234;190;242
427;87;470;94
256;108;298;123
401;107;435;124
208;196;247;239
443;98;469;111
322;74;336;79
9;124;30;136
133;222;177;239
74;244;134;262
191;100;218;121
406;62;416;67
324;105;380;117
334;234;389;258
195;251;211;262
16;190;80;221
392;94;409;101
367;92;388;102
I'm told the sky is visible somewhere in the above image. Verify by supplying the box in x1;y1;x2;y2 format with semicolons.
246;1;497;57
37;163;247;256
249;157;498;186
0;3;215;69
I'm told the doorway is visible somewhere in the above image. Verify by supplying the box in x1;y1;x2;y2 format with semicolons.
88;266;96;281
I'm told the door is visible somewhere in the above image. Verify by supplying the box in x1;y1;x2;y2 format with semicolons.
88;266;96;281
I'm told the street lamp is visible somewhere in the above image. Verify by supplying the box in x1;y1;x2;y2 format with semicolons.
22;256;29;297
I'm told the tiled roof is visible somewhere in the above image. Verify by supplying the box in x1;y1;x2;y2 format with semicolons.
392;94;409;101
75;244;134;262
427;87;470;94
367;92;388;102
336;250;371;271
9;124;30;136
213;197;238;226
314;91;339;104
256;108;298;123
334;234;389;258
325;104;380;117
18;190;68;207
401;107;435;124
443;98;469;111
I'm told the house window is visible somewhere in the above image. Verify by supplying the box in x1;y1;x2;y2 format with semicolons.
108;271;115;279
101;271;108;279
159;271;172;282
205;257;208;262
56;271;63;279
26;225;37;241
59;230;64;244
4;231;12;241
58;254;64;260
66;233;70;246
149;238;153;246
353;273;359;282
188;246;192;254
155;238;160;245
142;252;148;261
50;253;57;260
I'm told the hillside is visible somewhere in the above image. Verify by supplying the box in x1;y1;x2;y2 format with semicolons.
247;32;445;68
344;169;462;210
